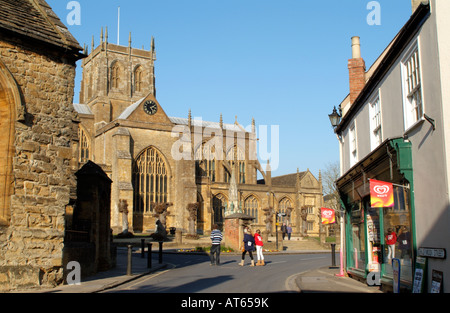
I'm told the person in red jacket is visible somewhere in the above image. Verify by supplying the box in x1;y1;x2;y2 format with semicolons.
385;228;397;260
254;229;265;266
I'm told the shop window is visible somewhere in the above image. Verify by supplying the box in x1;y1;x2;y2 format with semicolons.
349;203;366;272
366;206;381;272
351;222;366;272
382;186;413;282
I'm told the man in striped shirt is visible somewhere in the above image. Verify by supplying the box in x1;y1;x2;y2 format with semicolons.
210;224;223;266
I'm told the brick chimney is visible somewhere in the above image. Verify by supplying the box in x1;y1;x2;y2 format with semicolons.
348;36;366;104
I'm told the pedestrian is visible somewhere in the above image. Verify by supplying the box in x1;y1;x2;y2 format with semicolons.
397;226;411;260
287;224;292;240
210;224;223;266
239;227;255;266
281;222;287;240
254;229;265;266
385;228;397;260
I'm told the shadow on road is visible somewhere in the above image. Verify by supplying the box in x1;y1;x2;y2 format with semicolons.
110;275;235;293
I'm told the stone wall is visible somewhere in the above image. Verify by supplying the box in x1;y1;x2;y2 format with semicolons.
0;34;79;290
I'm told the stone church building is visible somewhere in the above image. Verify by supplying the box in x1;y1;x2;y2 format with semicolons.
75;31;324;237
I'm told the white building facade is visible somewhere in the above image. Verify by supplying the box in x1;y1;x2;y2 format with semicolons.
333;1;450;292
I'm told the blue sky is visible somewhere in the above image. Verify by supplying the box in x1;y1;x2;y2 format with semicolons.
48;0;412;179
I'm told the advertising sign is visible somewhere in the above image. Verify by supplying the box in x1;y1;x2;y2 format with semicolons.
370;179;394;208
430;270;443;293
321;208;335;225
412;256;427;293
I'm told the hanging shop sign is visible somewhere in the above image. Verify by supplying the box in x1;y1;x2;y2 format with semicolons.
321;208;335;225
370;179;394;208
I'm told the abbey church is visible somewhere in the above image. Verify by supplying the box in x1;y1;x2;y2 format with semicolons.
74;30;324;236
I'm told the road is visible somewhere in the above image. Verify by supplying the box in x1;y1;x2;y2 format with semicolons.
103;253;335;293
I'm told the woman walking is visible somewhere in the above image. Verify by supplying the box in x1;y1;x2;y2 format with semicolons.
239;227;255;266
254;229;265;266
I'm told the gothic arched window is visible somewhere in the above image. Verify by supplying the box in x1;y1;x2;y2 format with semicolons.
279;197;293;223
225;145;245;184
111;61;120;89
134;66;143;93
133;147;169;213
195;142;217;182
244;196;259;223
0;72;15;225
212;194;227;226
78;127;90;164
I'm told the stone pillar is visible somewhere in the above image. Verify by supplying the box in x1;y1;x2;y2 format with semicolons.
224;213;254;252
277;230;284;251
176;229;183;245
112;127;133;233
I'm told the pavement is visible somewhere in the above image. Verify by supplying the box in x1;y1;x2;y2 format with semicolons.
12;236;382;294
295;267;382;293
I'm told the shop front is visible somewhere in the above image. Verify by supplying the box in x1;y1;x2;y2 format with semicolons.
337;138;417;291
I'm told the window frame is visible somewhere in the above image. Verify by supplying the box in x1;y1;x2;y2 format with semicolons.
401;40;424;132
349;122;358;167
369;91;382;151
133;146;169;213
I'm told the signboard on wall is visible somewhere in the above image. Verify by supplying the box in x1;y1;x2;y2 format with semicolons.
418;247;446;259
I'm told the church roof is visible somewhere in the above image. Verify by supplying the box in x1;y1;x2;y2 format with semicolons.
169;117;246;133
271;173;305;187
117;97;146;120
115;96;248;132
0;0;83;54
73;103;93;115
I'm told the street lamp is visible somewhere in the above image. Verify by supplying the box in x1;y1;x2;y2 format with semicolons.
328;105;345;277
328;106;342;129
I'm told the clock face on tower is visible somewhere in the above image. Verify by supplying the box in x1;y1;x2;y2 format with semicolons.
143;100;158;115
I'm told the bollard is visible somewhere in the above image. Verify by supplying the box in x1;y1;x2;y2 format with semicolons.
127;245;133;276
147;243;153;268
159;241;163;264
331;243;336;267
141;239;145;258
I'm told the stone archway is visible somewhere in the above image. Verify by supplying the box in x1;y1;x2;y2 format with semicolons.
0;61;20;225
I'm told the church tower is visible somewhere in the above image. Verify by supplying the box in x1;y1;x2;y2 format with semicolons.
79;28;156;129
